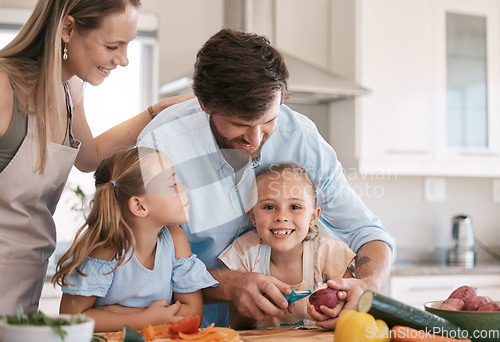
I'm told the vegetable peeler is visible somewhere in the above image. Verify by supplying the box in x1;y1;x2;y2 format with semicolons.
284;289;314;304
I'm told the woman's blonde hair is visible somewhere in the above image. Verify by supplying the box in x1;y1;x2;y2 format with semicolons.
52;146;157;287
256;162;319;240
0;0;140;173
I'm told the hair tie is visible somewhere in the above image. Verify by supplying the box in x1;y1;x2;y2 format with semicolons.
109;180;116;188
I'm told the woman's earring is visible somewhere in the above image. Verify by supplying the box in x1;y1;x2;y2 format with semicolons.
252;222;256;226
142;212;146;216
63;43;68;61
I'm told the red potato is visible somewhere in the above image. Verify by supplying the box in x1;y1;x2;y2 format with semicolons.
463;295;493;311
308;287;338;314
448;285;478;303
439;297;465;311
477;301;500;312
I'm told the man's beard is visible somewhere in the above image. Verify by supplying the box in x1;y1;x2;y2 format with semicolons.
209;116;270;162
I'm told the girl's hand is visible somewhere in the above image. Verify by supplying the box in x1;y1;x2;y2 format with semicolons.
144;300;184;324
307;290;347;322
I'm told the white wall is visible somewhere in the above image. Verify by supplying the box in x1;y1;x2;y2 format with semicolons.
0;0;36;7
139;0;224;86
346;174;500;251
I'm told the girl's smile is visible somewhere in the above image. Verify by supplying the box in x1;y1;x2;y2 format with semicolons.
269;228;294;236
248;170;320;254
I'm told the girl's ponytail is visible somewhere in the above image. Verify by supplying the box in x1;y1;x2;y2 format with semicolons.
53;147;157;286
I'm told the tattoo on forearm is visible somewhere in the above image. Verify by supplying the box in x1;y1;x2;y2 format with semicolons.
356;256;372;271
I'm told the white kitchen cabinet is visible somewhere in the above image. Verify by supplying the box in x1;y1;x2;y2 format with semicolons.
341;0;500;176
389;274;500;308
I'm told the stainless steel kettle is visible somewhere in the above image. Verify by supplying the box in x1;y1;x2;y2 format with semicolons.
446;215;476;267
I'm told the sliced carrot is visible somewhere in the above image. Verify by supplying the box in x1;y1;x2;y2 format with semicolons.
177;330;212;340
100;331;122;341
101;322;241;341
391;325;472;342
152;323;170;337
140;324;155;341
177;325;240;341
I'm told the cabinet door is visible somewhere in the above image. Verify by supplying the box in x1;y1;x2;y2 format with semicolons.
357;0;500;176
357;0;435;174
433;0;500;176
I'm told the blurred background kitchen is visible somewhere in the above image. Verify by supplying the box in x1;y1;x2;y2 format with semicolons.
1;0;499;312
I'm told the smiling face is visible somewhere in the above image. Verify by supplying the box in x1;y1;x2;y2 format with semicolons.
61;3;138;84
206;93;281;160
142;151;190;226
248;169;321;254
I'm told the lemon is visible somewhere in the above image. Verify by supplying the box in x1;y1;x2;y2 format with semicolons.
334;311;389;342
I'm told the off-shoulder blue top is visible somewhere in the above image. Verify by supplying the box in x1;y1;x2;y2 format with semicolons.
62;227;218;308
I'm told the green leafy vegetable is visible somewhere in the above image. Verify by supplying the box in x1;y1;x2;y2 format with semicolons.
0;307;87;341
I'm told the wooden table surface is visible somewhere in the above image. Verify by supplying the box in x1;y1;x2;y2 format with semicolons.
238;326;334;341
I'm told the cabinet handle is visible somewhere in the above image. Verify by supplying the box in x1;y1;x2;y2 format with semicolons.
408;286;453;291
457;150;498;157
387;149;431;155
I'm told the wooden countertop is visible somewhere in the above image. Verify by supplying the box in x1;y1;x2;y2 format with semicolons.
238;326;334;341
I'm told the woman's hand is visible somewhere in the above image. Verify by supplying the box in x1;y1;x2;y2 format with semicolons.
154;94;196;114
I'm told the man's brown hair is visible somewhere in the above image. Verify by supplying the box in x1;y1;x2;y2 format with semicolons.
193;28;289;121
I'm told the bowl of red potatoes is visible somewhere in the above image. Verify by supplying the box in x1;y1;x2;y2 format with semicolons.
424;285;500;342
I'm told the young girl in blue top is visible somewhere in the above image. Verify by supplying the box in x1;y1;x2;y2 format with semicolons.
52;146;217;332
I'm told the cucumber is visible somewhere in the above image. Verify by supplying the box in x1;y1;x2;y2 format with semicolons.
357;290;463;336
92;335;107;342
120;325;145;342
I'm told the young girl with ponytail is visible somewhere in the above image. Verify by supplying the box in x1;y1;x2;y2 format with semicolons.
52;147;217;332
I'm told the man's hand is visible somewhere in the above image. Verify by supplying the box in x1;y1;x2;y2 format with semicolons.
231;272;292;321
204;269;292;322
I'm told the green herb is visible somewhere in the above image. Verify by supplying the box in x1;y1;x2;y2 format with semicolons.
0;307;87;341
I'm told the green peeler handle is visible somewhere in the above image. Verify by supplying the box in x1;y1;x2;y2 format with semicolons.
284;289;314;304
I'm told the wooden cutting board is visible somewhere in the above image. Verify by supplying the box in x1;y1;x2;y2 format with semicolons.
238;326;334;341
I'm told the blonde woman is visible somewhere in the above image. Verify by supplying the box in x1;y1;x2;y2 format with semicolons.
0;0;191;316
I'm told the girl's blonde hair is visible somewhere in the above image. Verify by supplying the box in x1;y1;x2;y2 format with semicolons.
52;146;157;287
256;162;319;240
0;0;141;173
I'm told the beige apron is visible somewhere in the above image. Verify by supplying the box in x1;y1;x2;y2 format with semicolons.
257;240;317;327
0;83;79;315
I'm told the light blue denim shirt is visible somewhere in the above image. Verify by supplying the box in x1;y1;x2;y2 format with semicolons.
138;98;391;326
62;227;218;308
